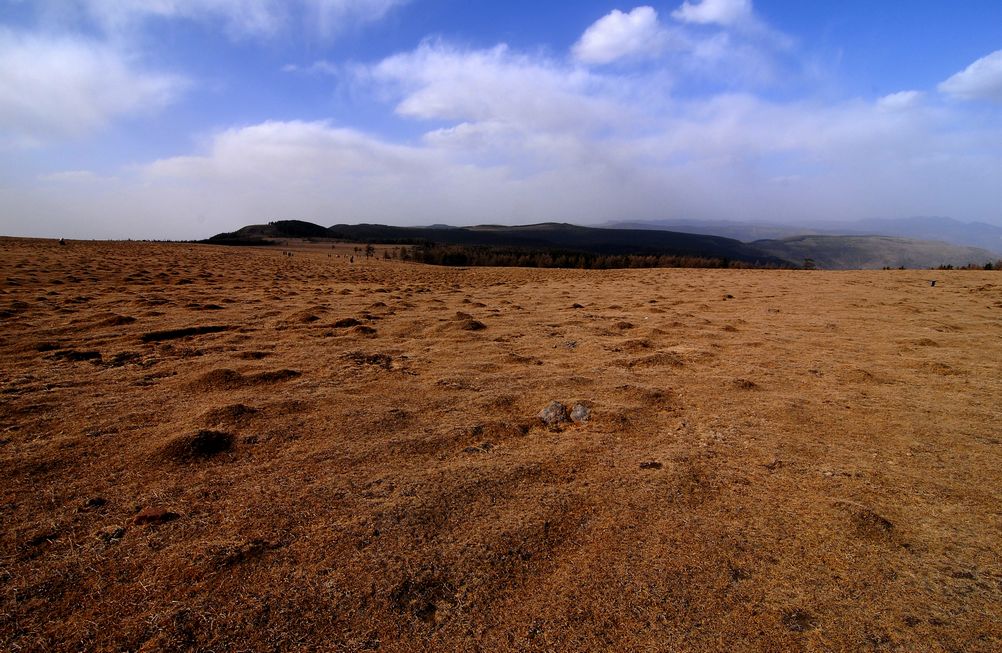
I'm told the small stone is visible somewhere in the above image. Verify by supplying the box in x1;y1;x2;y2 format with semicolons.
133;507;180;526
570;403;591;423
639;461;663;470
460;318;486;331
538;401;570;427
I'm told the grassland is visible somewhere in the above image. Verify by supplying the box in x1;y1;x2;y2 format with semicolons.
1;238;1000;651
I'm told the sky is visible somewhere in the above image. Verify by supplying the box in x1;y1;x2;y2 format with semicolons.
1;0;1001;239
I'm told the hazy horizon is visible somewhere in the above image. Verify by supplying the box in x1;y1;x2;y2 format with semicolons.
2;1;1001;240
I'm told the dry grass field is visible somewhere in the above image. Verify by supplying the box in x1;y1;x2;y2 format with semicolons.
1;237;1000;652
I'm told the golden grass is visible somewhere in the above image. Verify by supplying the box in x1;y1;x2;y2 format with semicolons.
1;237;1000;651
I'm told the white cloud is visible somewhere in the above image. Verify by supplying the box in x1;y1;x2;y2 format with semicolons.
670;0;792;51
938;50;1002;103
570;2;790;83
672;0;753;28
877;90;923;112
145;120;432;182
0;28;184;147
573;6;668;65
369;41;632;133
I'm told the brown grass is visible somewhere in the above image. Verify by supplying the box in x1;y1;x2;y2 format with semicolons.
1;237;1000;651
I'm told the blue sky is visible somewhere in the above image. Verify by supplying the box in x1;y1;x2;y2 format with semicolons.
1;0;1000;238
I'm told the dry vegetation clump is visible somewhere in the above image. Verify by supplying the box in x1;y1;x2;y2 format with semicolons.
140;324;231;342
161;429;235;461
0;237;1000;652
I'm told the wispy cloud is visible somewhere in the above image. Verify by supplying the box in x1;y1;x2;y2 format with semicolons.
672;0;753;27
282;60;341;75
0;28;185;147
75;0;408;40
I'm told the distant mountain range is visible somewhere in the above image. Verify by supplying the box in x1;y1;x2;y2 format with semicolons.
753;235;998;270
604;216;1002;255
205;219;1000;270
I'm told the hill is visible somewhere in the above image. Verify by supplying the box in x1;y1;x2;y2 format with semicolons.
839;217;1002;254
753;235;998;270
207;221;793;268
605;219;808;242
205;220;331;244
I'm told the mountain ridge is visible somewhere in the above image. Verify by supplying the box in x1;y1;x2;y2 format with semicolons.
204;220;999;269
603;216;1002;254
206;220;792;267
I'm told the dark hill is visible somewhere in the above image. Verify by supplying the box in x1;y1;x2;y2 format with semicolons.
206;221;791;267
206;220;330;244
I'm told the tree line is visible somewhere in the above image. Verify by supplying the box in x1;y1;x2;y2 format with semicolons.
388;243;787;269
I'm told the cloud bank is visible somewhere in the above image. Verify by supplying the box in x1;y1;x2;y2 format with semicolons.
1;2;1001;239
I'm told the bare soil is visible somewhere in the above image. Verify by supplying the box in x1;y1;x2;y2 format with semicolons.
1;238;1000;651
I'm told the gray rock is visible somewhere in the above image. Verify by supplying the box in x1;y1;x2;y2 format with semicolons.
570;403;591;423
538;401;570;427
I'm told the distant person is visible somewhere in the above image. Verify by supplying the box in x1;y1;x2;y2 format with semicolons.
350;256;354;264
